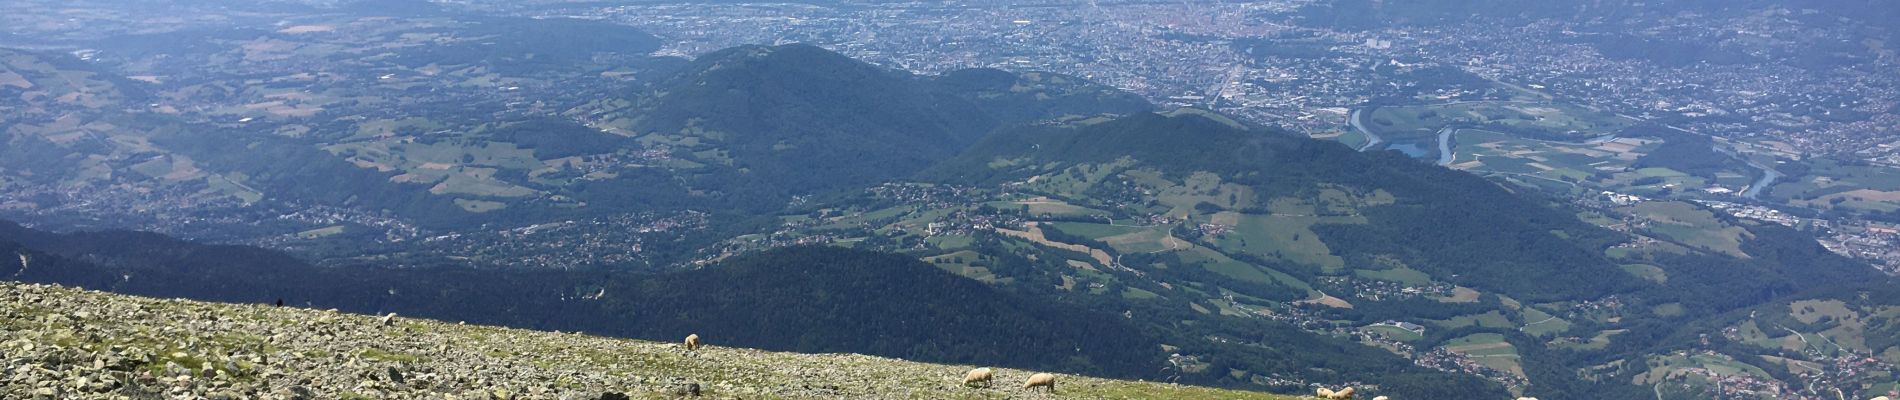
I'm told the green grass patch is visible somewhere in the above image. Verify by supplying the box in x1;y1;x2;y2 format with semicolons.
1122;287;1161;300
1519;307;1572;338
1619;264;1667;283
1353;267;1433;285
1623;201;1750;258
1363;324;1425;342
1209;211;1353;272
1440;333;1524;377
1635;167;1688;178
1435;311;1515;329
1047;222;1146;239
295;225;346;239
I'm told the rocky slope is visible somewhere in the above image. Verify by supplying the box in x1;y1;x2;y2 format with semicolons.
0;282;1296;400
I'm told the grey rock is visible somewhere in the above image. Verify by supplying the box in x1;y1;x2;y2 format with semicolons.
670;382;701;397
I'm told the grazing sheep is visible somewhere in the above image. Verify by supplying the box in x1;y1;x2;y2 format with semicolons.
1023;373;1056;393
963;367;994;387
1516;398;1539;400
1316;387;1354;400
1872;397;1892;400
684;334;702;351
380;313;397;327
1372;396;1388;400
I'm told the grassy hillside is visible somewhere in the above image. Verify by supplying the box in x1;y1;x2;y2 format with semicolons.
0;282;1298;399
928;111;1636;302
734;111;1899;398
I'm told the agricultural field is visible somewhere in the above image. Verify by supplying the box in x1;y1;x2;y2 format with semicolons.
1353;266;1433;285
1362;101;1633;160
1363;324;1425;342
0;49;125;111
1747;299;1897;357
1552;329;1626;351
1434;311;1516;330
1632;352;1775;387
1145;170;1258;217
295;225;346;239
1015;159;1140;201
1449;130;1651;179
1516;305;1573;338
1206;211;1355;272
1768;158;1900;214
1440;333;1525;378
1046;222;1180;254
1176;245;1310;291
924;250;1006;284
1618;201;1753;258
989;199;1112;219
1618;264;1668;284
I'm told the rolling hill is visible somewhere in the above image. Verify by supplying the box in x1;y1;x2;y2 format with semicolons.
570;43;1152;213
731;110;1899;399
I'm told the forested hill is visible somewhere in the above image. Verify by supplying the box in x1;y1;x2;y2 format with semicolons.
929;111;1638;302
576;43;1152;212
871;110;1896;398
0;221;1158;378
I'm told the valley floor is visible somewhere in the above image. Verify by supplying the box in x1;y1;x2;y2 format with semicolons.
0;282;1296;400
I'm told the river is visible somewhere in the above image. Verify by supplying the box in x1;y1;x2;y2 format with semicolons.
1436;127;1457;165
1710;144;1781;199
1348;108;1384;152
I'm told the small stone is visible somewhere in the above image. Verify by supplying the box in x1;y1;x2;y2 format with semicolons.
282;385;315;400
671;383;701;397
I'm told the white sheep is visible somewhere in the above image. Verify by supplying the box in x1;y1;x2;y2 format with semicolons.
1516;397;1539;400
962;367;994;387
380;313;397;327
1023;372;1056;393
1316;387;1354;400
683;333;702;351
1372;396;1388;400
1871;396;1892;400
